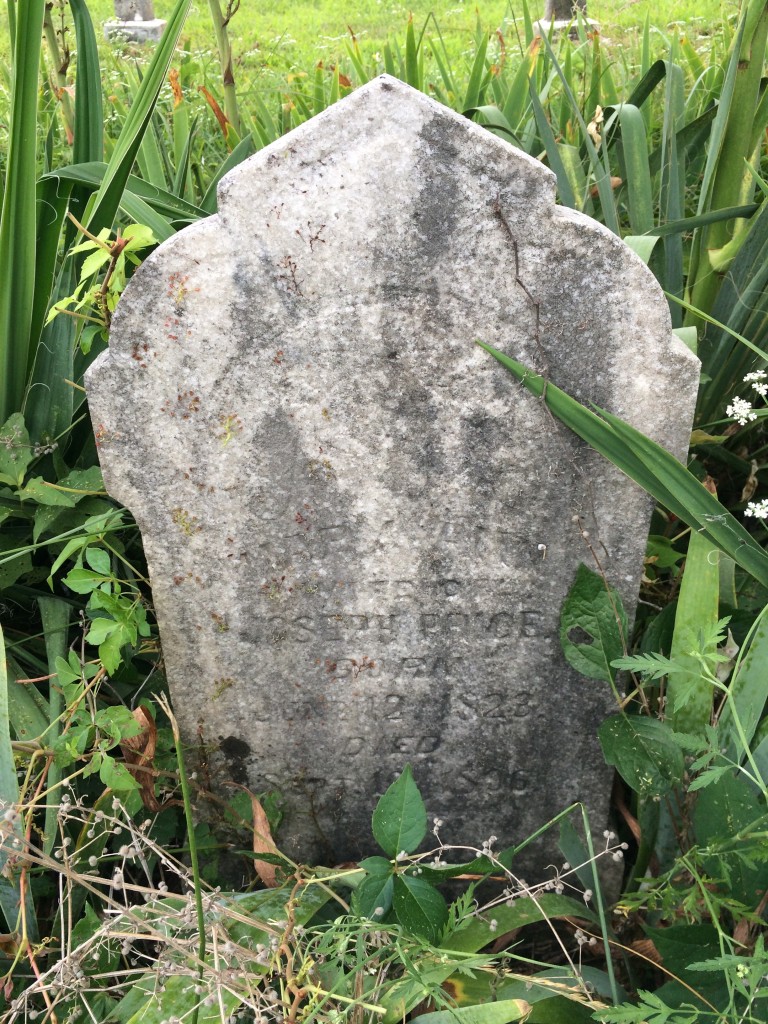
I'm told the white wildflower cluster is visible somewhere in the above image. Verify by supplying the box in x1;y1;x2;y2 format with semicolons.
745;499;768;520
727;396;758;425
744;370;768;395
726;371;768;425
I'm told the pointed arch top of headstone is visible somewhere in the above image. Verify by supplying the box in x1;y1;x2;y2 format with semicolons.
216;74;557;221
86;74;699;866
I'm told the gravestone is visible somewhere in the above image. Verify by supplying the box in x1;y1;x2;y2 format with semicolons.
86;76;699;867
105;0;165;43
535;0;598;37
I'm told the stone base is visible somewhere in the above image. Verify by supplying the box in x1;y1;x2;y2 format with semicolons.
104;18;166;42
533;17;599;37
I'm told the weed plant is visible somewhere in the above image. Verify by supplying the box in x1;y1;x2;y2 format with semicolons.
1;0;768;1021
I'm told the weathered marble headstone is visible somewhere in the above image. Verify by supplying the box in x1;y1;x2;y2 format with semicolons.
105;0;165;43
86;76;699;866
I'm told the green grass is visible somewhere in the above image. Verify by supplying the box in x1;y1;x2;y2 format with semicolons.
20;0;743;72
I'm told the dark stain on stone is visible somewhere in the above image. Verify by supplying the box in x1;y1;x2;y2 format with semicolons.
219;735;251;784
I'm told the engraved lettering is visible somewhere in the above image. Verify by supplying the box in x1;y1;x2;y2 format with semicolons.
369;613;401;642
431;656;464;680
420;613;440;635
320;614;343;641
342;737;365;756
489;612;514;638
514;690;532;717
384;694;404;720
294;616;313;643
399;656;427;677
446;612;468;633
346;614;368;634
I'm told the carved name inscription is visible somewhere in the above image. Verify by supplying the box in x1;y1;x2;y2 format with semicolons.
87;77;699;866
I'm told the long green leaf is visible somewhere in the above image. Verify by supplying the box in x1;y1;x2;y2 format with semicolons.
537;31;620;235
0;628;38;939
667;527;720;735
718;607;768;763
79;0;193;238
462;28;489;111
43;163;207;221
38;598;69;854
25;0;101;443
615;104;653;235
477;343;768;590
528;83;576;209
70;0;103;167
0;0;47;423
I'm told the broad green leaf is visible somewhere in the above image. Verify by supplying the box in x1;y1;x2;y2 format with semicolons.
560;564;627;685
114;973;241;1024
445;893;597;953
55;655;82;687
646;535;684;570
85;617;121;646
0;414;34;486
359;856;393;875
693;772;768;910
416;852;501;884
443;964;616;1011
372;765;427;857
357;872;394;920
79;244;112;279
33;467;107;541
392;874;448;941
18;477;77;507
599;715;685;796
0;533;33;588
62;566;110;594
97;630;128;674
99;756;140;792
411;999;531;1024
85;546;112;576
44;163;206;222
